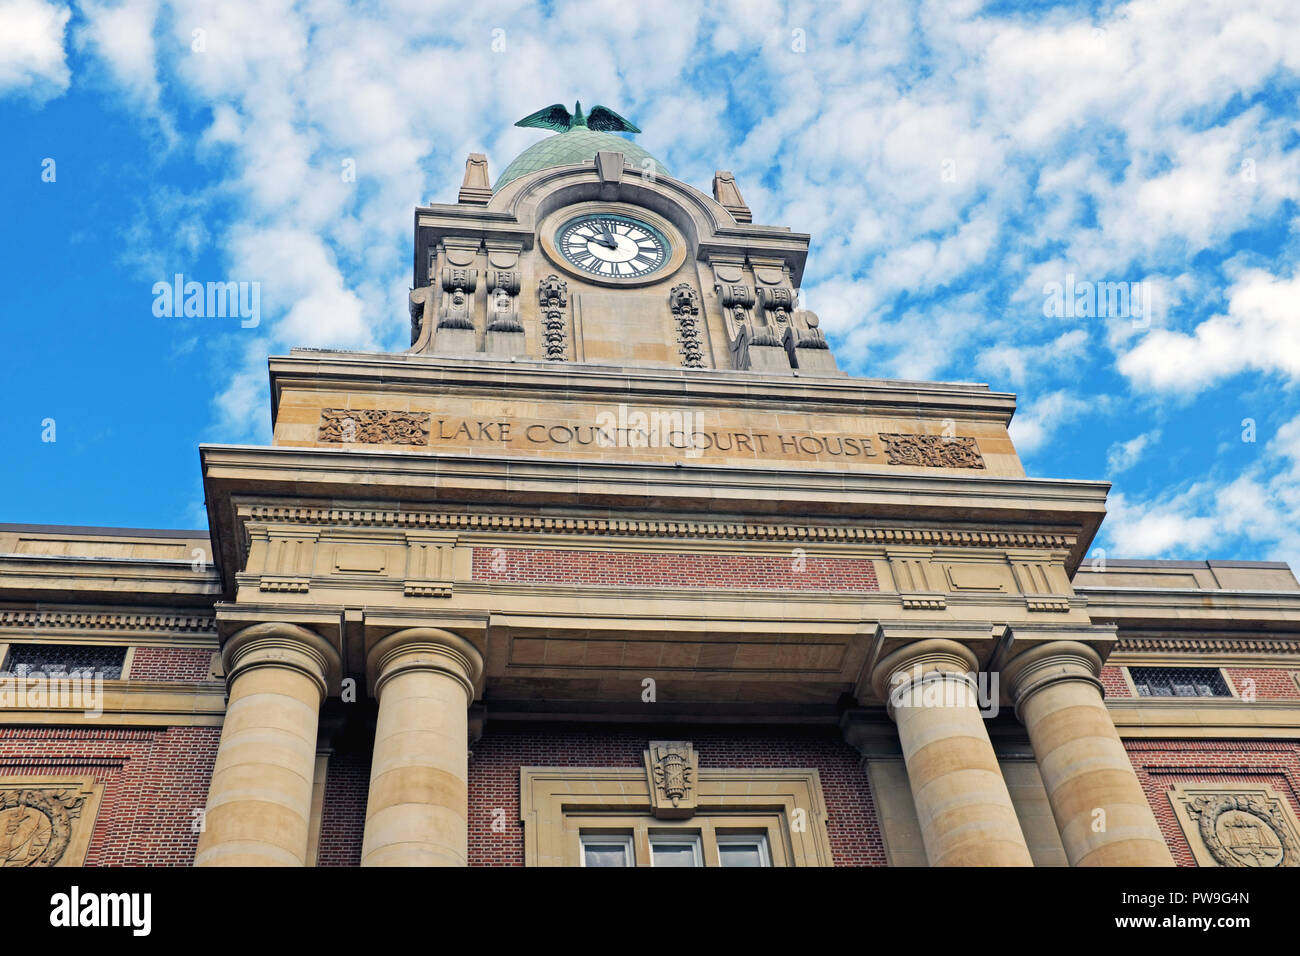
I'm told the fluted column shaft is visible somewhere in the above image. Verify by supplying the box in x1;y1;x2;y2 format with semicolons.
1004;641;1173;866
196;623;337;867
360;628;483;867
872;639;1033;867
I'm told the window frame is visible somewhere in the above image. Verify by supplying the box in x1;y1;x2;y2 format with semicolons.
648;831;703;868
715;831;773;868
578;831;634;868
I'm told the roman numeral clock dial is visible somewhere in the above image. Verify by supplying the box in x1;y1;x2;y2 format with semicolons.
556;213;669;280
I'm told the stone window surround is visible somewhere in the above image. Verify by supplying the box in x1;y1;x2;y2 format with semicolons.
520;766;833;867
1122;664;1237;700
0;641;136;681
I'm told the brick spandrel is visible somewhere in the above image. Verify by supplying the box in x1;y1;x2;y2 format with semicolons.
472;548;880;592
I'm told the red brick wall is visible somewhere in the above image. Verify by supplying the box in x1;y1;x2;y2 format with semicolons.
1125;738;1300;866
466;723;885;867
472;548;879;591
1100;665;1129;698
128;647;216;682
0;725;219;865
1226;667;1300;700
316;750;371;866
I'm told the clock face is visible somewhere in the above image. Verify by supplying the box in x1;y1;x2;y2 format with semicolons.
556;213;670;280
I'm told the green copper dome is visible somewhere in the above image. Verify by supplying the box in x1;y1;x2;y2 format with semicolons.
494;128;669;190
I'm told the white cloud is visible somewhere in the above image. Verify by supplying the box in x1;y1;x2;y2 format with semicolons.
1008;389;1094;455
0;0;71;100
1100;412;1300;566
1106;429;1159;474
1118;268;1300;394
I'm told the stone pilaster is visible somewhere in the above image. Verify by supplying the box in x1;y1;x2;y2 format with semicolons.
871;639;1033;866
1003;640;1173;866
195;622;338;867
360;627;484;867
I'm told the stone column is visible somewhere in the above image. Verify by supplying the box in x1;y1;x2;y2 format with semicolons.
196;622;338;867
1003;641;1173;866
871;639;1033;866
361;628;483;867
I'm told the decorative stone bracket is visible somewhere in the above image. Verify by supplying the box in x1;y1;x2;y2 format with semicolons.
404;532;458;599
644;740;699;818
668;283;705;368
538;274;569;361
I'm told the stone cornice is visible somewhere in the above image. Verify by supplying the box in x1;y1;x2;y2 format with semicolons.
269;349;1018;424
1079;586;1300;629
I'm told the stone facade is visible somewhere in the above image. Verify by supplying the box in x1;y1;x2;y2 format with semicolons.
3;124;1300;868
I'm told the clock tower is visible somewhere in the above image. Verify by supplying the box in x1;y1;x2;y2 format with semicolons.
408;102;839;375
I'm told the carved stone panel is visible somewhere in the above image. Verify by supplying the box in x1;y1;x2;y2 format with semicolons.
1170;784;1300;867
0;777;103;867
319;409;432;446
878;434;986;469
644;740;699;818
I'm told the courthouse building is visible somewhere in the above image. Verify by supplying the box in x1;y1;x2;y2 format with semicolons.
3;108;1300;868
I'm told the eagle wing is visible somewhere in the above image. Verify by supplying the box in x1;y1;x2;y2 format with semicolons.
586;105;641;134
514;103;573;132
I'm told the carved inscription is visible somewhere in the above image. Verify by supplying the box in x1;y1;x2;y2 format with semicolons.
878;434;985;469
319;409;432;446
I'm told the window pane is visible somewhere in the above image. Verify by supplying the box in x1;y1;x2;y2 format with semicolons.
583;844;628;867
1128;667;1229;698
718;843;764;867
650;843;698;867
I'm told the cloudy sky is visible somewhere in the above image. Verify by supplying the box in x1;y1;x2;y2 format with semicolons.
2;0;1298;568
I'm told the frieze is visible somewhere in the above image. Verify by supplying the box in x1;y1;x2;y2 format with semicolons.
1117;637;1300;655
0;610;215;633
242;505;1075;551
879;433;985;469
318;409;432;446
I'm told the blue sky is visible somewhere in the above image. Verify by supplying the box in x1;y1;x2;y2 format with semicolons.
1;0;1298;568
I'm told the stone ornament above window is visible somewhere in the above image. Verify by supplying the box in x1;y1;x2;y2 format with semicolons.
1169;783;1300;867
644;740;698;818
0;777;103;867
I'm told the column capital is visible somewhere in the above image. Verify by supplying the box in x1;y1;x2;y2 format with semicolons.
1001;640;1103;720
870;639;980;720
221;621;341;700
367;627;484;701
